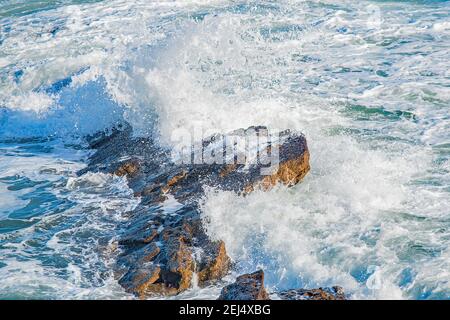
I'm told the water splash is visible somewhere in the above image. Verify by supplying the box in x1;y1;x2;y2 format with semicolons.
0;0;449;299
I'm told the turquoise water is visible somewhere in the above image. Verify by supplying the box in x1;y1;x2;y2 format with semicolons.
0;1;102;18
0;0;449;299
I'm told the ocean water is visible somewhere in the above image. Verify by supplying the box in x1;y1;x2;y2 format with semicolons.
0;0;449;299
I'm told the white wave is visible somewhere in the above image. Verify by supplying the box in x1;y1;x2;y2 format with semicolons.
0;0;449;299
200;128;445;299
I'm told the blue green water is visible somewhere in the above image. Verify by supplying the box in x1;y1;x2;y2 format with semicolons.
0;0;449;299
0;0;102;18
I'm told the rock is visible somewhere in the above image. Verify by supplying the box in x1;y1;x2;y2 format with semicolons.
218;270;346;301
253;149;310;190
157;229;195;293
114;159;140;177
116;215;231;296
218;270;270;300
197;240;231;286
277;286;346;300
81;125;311;298
118;265;161;298
118;228;158;246
161;170;188;193
118;220;195;296
243;133;310;193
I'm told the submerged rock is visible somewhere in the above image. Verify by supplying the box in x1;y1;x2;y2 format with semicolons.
82;124;311;298
277;286;346;300
218;270;270;300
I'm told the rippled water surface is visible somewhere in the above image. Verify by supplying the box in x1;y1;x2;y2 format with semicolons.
0;0;449;299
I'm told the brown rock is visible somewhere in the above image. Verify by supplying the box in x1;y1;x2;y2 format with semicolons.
83;126;312;298
163;234;195;292
118;265;161;298
119;232;195;296
197;240;231;286
218;270;270;300
219;164;238;178
162;170;188;193
114;160;140;177
136;243;161;264
245;147;310;193
261;149;310;188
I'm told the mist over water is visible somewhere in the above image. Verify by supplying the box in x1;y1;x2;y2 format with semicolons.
0;0;449;299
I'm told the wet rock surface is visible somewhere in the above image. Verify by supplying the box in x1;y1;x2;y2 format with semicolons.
218;270;270;300
219;270;346;301
82;124;311;298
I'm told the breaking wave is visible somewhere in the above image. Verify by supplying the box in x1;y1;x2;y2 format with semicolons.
0;0;449;299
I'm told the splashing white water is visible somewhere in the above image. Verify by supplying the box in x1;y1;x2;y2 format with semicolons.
0;0;449;299
201;133;439;299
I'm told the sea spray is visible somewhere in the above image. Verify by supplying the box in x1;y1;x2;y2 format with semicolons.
0;0;449;299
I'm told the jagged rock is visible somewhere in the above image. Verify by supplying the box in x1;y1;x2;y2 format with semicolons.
114;215;231;297
277;286;346;300
82;124;311;297
118;265;161;298
218;270;345;301
249;150;310;191
218;270;270;300
157;228;195;293
197;240;231;286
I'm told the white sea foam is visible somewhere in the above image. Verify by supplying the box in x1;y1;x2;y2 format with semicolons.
200;134;440;299
0;159;139;299
0;0;449;299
